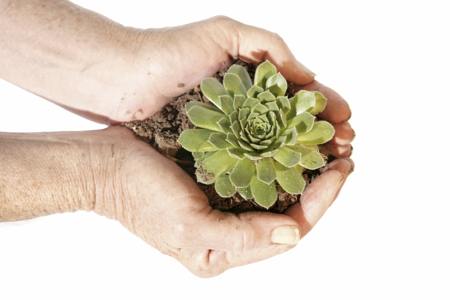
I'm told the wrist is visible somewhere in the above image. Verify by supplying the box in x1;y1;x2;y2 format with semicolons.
80;26;148;122
82;127;135;219
106;28;161;122
0;131;100;220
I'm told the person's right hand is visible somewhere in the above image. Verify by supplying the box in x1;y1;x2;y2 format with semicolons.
91;126;353;277
110;16;315;122
116;16;356;157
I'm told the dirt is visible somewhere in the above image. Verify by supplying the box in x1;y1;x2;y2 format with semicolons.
124;60;326;213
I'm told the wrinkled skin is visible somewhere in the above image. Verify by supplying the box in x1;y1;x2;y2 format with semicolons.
94;125;353;277
0;3;355;277
91;17;355;276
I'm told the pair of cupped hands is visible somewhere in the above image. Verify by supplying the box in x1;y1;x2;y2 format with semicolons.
41;17;355;276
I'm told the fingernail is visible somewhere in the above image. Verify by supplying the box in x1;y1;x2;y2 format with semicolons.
346;158;355;173
337;158;354;175
322;158;354;175
271;226;300;245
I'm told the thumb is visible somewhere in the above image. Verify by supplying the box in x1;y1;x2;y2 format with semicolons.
197;209;300;252
176;209;300;277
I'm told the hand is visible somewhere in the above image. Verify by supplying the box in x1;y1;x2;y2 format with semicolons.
91;126;353;277
1;3;355;276
113;16;317;122
112;16;356;155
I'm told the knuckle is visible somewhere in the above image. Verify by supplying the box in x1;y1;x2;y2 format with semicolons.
191;267;224;278
209;15;236;26
271;32;285;43
195;261;227;278
184;250;229;278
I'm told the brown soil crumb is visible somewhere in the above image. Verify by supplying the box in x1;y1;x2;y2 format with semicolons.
125;60;328;213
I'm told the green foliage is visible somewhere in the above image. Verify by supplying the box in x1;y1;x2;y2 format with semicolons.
178;61;334;209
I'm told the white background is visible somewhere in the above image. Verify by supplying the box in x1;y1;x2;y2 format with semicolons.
1;0;449;299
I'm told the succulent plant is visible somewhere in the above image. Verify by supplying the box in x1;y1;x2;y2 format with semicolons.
178;60;335;209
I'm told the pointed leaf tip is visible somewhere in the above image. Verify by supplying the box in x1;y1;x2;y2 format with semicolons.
178;129;217;152
227;64;252;90
293;90;328;115
223;73;247;97
186;103;226;132
266;72;288;96
200;78;227;110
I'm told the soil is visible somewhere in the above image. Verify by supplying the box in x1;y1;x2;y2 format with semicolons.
124;60;327;213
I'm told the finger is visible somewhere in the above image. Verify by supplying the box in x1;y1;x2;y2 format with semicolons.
286;158;354;236
294;81;351;123
225;19;315;85
178;211;299;276
177;248;228;278
331;121;355;146
196;210;300;252
177;246;292;277
321;143;353;158
223;243;294;271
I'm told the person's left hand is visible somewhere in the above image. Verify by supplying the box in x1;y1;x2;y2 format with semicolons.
89;126;353;277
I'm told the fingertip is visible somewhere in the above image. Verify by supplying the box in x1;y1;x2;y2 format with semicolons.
321;143;353;158
322;158;354;175
297;60;316;77
287;62;316;85
332;122;356;145
286;158;353;234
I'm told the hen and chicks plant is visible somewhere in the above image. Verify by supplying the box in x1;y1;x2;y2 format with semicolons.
178;61;334;208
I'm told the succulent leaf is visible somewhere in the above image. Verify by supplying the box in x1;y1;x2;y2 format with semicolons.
288;112;315;132
203;150;238;176
178;129;216;152
208;132;232;149
230;158;255;188
178;60;334;209
275;163;306;194
215;173;236;197
237;186;253;200
273;146;301;167
293;90;327;115
310;91;327;115
290;144;326;169
186;102;225;132
250;176;277;209
256;158;276;184
266;73;288;96
219;95;234;114
224;73;247;96
227;64;252;90
200;78;227;110
254;60;277;87
247;85;264;98
297;120;335;145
